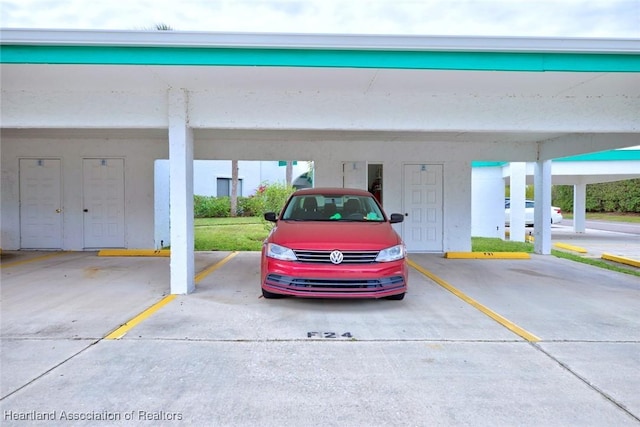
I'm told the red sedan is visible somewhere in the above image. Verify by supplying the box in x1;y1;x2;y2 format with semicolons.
261;188;408;300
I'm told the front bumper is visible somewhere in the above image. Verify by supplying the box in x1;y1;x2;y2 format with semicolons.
261;257;407;298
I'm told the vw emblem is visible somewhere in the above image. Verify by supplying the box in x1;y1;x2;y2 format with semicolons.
329;250;344;265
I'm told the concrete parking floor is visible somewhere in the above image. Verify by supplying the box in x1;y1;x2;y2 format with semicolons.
1;249;639;426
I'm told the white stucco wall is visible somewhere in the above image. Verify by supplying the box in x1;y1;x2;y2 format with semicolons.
154;159;171;249
472;167;506;238
1;136;167;250
439;162;473;252
3;133;479;253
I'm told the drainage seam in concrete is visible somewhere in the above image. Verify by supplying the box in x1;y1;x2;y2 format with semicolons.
531;342;640;423
0;339;101;401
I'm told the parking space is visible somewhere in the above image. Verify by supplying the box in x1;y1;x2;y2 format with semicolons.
1;250;639;425
551;223;640;261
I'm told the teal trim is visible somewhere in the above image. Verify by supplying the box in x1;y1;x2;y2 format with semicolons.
471;151;640;166
1;45;639;72
472;161;507;167
555;150;640;162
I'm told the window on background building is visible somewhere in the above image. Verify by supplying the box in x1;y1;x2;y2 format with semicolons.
217;178;242;197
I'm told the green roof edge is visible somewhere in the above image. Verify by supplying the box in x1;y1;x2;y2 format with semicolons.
554;150;640;162
1;45;639;72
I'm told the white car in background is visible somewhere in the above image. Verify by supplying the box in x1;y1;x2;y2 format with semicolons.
505;199;563;226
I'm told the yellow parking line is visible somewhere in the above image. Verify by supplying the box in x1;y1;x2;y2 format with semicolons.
445;252;530;259
105;295;177;340
105;252;239;339
602;253;640;268
98;249;170;257
195;251;239;283
0;251;67;269
408;259;541;342
553;243;588;254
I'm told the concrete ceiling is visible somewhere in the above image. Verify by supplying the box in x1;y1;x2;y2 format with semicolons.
1;31;638;189
4;63;639;98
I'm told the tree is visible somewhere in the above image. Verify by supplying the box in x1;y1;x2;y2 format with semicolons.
230;160;239;217
154;23;174;31
286;161;293;187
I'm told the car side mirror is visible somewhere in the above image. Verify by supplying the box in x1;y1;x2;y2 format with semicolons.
264;212;277;222
389;213;404;224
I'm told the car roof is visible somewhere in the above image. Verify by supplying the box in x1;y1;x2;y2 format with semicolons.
292;187;373;197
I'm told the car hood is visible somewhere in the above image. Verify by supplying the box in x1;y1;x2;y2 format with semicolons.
269;220;401;250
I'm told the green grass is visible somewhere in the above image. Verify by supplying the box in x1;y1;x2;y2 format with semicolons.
562;212;640;223
551;249;640;278
194;217;268;251
195;223;537;253
473;237;640;277
471;237;534;253
193;217;639;277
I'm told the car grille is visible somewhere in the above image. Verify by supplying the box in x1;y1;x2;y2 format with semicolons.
293;250;379;264
265;274;405;292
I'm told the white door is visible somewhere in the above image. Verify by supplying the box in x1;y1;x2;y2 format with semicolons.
403;164;443;252
19;159;63;249
83;158;125;248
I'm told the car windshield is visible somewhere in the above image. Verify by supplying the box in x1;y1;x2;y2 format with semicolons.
281;194;386;222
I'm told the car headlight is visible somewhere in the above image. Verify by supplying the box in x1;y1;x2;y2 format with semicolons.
375;244;405;262
266;243;297;261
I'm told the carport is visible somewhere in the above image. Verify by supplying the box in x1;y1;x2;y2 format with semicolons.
1;29;639;294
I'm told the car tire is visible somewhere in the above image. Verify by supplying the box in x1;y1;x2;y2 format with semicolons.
386;293;405;300
262;288;285;299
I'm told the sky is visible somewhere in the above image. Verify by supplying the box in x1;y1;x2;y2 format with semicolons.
1;0;639;38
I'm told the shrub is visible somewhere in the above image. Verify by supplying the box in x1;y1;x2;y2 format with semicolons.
552;185;574;213
551;179;640;213
249;182;296;229
194;184;295;219
194;195;230;218
237;196;257;217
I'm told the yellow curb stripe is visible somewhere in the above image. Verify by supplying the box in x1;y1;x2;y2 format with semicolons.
602;253;640;268
105;295;177;340
98;249;170;257
408;259;541;342
0;251;67;269
195;251;239;283
504;231;534;243
553;243;588;254
445;252;530;259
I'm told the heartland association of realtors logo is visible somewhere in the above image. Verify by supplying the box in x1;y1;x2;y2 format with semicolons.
329;250;344;265
3;410;183;422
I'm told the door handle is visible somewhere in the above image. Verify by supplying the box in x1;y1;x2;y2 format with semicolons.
405;213;409;216
83;209;89;212
56;209;62;213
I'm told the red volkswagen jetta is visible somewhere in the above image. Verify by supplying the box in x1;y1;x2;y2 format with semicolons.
261;188;408;300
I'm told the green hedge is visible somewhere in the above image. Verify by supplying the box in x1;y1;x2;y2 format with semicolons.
552;178;640;213
194;195;261;218
194;182;296;219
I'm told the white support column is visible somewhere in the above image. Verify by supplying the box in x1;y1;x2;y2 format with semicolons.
573;182;587;233
168;88;195;294
533;160;552;255
509;162;527;242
